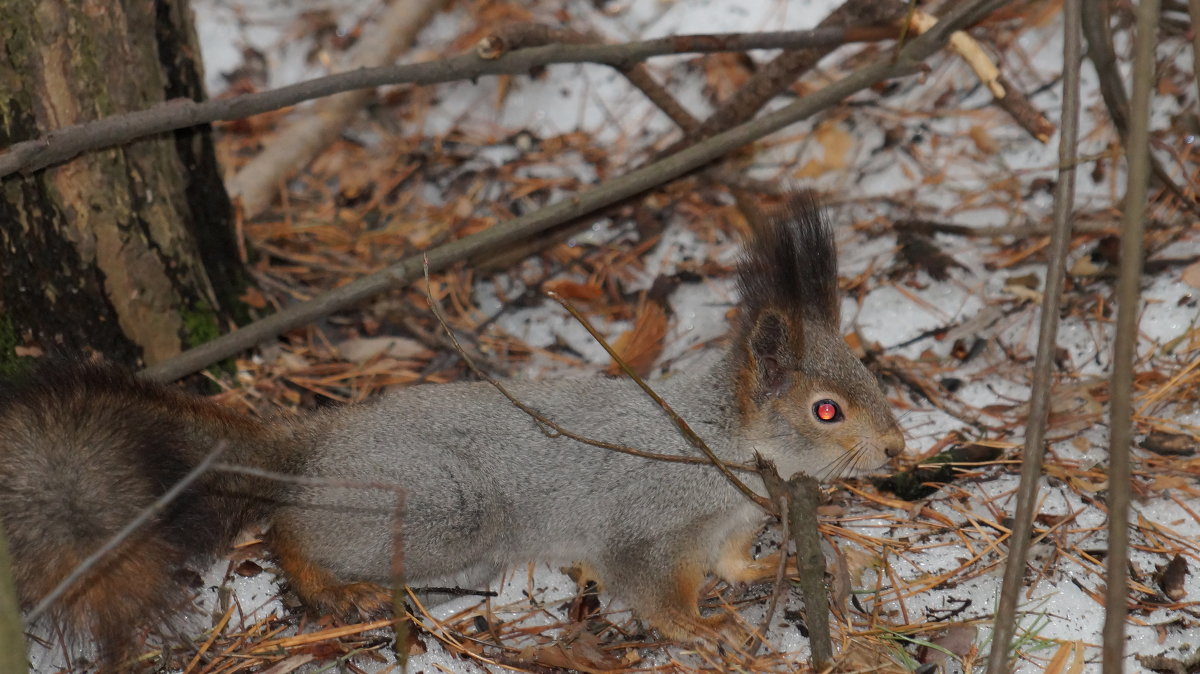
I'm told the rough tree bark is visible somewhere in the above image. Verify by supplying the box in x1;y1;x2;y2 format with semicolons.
0;0;243;371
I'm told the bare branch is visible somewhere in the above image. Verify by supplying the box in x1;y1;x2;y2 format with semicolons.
1191;0;1200;107
1103;0;1160;670
0;26;894;178
759;462;831;669
986;0;1083;669
789;474;831;669
484;22;703;132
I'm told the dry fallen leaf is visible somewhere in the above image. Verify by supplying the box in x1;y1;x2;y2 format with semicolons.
544;279;605;301
605;298;668;378
1181;260;1200;289
240;286;270;309
1044;640;1087;674
793;121;854;178
702;52;755;103
337;336;429;364
1141;432;1197;456
518;631;625;672
968;124;999;154
1156;554;1189;602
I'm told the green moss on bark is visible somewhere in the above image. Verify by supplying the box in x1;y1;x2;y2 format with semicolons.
0;315;31;377
183;301;220;349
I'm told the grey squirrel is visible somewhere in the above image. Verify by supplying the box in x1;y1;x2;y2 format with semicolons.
0;193;904;668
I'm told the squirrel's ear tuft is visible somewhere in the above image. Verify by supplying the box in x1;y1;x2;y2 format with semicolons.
736;191;839;326
745;310;798;400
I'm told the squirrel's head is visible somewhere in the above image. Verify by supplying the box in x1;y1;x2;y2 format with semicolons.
731;193;904;481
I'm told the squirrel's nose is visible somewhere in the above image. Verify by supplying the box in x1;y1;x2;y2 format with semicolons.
883;429;906;458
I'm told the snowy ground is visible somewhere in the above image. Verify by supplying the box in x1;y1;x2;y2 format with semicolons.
27;0;1200;671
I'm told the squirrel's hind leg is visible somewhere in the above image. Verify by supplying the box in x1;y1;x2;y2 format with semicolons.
267;527;393;622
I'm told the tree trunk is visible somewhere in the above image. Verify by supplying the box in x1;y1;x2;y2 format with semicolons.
0;0;243;370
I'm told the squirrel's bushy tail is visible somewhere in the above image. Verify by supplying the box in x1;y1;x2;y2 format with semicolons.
0;363;272;666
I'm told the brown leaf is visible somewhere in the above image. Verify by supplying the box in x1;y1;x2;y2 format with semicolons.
544;279;604;302
604;298;668;378
896;230;968;281
1044;640;1087;674
1150;475;1192;491
968;124;999;154
702;52;755;103
1156;555;1189;602
1182;260;1200;290
240;286;269;309
567;580;602;623
337;336;429;364
520;631;624;672
402;622;427;656
1141;432;1196;457
235;560;263;577
1092;235;1121;266
1005;272;1040;290
792;121;854;178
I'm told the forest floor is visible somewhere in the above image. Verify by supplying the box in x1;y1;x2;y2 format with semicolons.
31;0;1200;672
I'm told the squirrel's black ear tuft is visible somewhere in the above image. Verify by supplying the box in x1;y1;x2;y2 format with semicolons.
736;191;839;326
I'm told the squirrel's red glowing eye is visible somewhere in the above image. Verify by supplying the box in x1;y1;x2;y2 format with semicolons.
813;400;842;423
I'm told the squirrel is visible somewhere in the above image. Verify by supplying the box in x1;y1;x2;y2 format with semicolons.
0;193;904;669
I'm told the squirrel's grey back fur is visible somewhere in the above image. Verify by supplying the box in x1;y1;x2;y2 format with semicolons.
279;355;752;593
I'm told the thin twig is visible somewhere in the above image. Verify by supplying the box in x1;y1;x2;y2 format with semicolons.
483;22;703;133
750;494;792;658
0;27;895;178
421;258;751;470
1081;1;1199;214
183;602;234;673
138;0;1009;384
547;291;772;513
407;586;497;598
986;0;1083;670
390;488;409;671
212;463;405;498
26;441;229;622
1103;0;1160;670
993;73;1056;143
1191;0;1200;107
